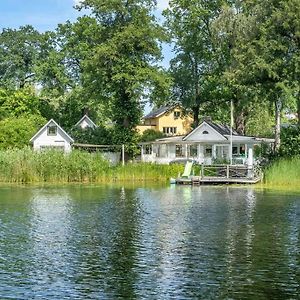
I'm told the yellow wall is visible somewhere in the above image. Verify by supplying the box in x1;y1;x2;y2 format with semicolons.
138;107;193;135
136;125;156;134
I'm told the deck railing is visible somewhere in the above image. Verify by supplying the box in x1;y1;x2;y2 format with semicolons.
199;164;261;180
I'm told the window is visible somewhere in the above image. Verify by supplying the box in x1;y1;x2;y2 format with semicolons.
144;144;152;155
204;145;212;157
188;145;198;157
240;145;245;155
232;146;238;155
176;144;184;157
163;127;177;135
47;125;57;136
173;111;180;119
202;130;209;134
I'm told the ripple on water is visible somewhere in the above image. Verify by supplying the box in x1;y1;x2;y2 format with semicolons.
0;186;299;299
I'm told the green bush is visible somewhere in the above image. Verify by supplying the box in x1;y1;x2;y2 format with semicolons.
277;126;300;157
140;129;166;142
70;126;113;145
0;115;46;149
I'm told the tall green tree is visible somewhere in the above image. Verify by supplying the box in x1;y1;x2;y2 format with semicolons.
74;0;169;156
0;25;42;89
164;0;231;127
228;0;300;150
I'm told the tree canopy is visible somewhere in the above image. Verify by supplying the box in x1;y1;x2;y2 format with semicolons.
0;0;299;155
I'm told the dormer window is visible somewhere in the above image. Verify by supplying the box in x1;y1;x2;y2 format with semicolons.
47;125;57;136
174;111;180;119
202;130;209;134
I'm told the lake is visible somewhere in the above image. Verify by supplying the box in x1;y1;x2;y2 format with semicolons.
0;185;299;299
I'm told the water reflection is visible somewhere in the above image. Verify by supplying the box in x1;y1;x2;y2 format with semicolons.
0;185;299;299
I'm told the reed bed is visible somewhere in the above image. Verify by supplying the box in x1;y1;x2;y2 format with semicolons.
264;157;300;187
0;148;184;183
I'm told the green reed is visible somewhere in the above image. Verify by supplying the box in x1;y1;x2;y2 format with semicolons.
0;148;183;183
264;156;300;187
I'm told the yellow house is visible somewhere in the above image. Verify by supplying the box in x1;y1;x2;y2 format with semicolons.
137;106;193;135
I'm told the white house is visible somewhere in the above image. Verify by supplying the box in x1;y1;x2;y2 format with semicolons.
30;119;74;152
75;114;97;129
140;121;274;166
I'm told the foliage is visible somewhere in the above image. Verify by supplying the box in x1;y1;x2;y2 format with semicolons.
277;126;300;157
74;0;170;156
139;129;166;142
244;102;274;137
164;0;230;127
0;87;43;119
0;148;183;183
0;115;46;149
70;126;113;145
224;0;300;148
0;25;42;89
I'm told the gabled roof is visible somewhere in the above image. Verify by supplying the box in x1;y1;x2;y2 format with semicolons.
30;119;74;143
207;121;239;136
75;114;97;128
144;105;175;119
183;121;230;141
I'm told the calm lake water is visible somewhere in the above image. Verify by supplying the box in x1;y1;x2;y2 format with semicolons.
0;185;299;299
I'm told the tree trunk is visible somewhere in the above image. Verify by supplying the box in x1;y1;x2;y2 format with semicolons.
192;105;200;128
274;99;282;152
234;110;246;135
233;97;247;135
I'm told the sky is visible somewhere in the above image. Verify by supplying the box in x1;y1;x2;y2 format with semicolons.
0;0;168;31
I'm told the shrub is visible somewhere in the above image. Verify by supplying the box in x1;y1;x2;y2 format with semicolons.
140;129;166;142
0;115;46;150
277;125;300;157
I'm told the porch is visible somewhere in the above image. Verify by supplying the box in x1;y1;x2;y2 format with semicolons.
140;142;254;166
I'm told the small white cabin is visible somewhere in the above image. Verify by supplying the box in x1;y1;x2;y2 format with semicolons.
30;119;74;152
75;114;97;129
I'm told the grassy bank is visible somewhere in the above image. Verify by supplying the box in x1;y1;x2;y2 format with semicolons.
264;157;300;187
0;148;184;183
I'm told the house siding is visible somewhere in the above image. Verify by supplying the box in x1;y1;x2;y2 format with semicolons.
32;122;72;152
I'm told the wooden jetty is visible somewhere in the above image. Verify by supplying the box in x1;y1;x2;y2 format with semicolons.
175;164;262;185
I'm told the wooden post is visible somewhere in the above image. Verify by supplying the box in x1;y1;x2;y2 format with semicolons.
226;165;230;178
122;144;125;166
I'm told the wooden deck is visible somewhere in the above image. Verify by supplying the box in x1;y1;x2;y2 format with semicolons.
176;176;261;185
175;165;262;185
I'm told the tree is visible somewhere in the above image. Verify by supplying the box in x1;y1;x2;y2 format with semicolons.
226;0;300;150
164;0;232;127
75;0;169;157
0;87;41;119
0;26;42;89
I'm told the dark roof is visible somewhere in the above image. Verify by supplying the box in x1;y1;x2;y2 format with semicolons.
144;106;172;119
207;121;239;136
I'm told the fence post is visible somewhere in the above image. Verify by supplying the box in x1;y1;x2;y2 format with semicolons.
226;165;229;178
